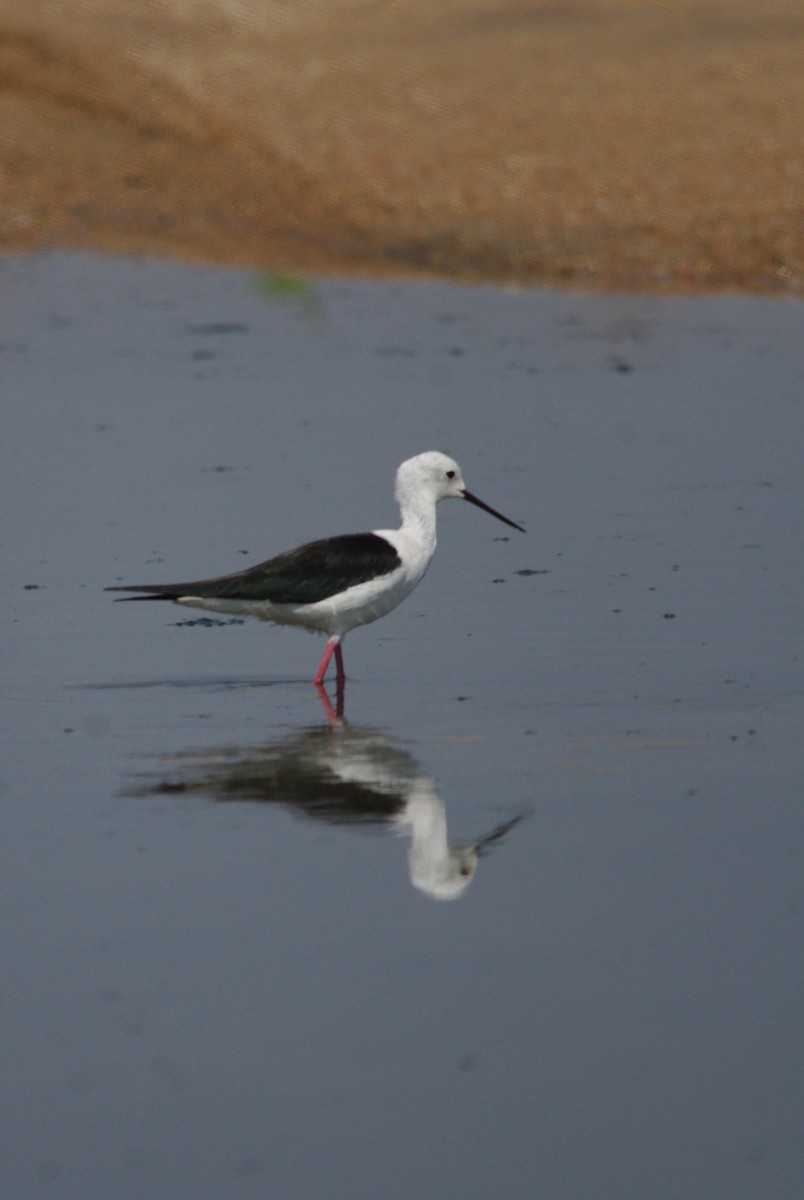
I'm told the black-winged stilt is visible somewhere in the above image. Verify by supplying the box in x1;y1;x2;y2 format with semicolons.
107;451;524;684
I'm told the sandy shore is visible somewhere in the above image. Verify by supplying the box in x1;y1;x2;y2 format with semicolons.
0;0;801;292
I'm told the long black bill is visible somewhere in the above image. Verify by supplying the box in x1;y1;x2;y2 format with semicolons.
462;490;525;532
475;814;527;856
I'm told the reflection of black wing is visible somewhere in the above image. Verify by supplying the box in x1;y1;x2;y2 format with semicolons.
213;760;405;826
106;533;402;606
133;727;415;827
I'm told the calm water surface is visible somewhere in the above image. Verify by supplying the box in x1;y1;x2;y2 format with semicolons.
1;254;801;1198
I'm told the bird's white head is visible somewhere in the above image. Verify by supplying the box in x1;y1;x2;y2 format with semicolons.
395;451;467;506
395;452;525;532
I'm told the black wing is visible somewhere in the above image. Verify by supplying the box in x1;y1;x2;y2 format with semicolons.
106;533;402;606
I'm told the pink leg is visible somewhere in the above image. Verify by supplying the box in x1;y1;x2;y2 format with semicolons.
313;635;341;685
334;642;345;681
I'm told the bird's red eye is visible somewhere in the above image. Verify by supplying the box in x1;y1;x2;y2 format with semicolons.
446;470;456;479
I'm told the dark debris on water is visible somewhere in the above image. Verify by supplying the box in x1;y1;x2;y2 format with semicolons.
172;617;246;627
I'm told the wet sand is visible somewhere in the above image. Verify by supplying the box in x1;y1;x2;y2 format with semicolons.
1;0;802;292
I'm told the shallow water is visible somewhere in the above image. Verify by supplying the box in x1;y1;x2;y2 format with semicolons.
1;254;802;1198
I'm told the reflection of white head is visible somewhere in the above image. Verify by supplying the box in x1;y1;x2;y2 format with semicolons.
395;779;478;901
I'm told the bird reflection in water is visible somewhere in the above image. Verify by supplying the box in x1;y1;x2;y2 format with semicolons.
131;702;524;901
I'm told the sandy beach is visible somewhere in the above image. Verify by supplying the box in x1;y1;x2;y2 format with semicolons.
0;0;801;291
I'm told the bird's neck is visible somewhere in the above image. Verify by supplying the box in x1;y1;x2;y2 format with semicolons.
398;495;438;555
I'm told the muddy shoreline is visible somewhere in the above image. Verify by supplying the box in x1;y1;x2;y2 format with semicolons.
1;0;801;292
